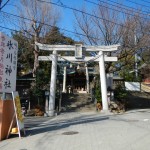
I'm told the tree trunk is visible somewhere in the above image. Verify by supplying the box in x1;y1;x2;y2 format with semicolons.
33;50;39;77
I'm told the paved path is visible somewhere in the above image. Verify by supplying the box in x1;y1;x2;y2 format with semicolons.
1;109;150;150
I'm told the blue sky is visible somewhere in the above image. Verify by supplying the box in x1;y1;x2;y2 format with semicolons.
0;0;93;38
0;0;150;39
52;0;93;39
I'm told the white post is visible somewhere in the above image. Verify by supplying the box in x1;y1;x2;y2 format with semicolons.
99;51;109;110
49;51;57;116
85;63;90;93
62;66;67;93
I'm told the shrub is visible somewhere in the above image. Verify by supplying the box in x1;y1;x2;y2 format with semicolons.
95;85;102;103
114;84;128;101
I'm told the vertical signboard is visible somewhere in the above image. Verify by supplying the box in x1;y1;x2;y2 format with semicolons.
0;32;18;93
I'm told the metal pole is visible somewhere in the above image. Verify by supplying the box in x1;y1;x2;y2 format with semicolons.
99;51;109;110
49;51;57;116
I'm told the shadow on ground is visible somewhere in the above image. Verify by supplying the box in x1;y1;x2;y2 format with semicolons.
21;92;150;139
25;114;108;136
126;91;150;110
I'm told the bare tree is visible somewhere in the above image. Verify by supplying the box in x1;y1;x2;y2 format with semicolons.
74;1;150;76
18;0;60;77
74;2;125;73
74;2;124;45
0;0;10;10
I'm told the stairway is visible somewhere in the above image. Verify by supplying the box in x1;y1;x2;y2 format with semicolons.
61;93;96;112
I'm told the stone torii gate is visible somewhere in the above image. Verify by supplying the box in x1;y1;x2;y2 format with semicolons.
36;42;120;116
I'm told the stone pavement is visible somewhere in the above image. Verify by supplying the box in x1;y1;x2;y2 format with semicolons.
1;109;150;150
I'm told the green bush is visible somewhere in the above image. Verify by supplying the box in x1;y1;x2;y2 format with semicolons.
114;84;128;101
95;85;102;103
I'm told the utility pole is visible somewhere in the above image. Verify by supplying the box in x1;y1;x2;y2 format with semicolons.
134;33;138;79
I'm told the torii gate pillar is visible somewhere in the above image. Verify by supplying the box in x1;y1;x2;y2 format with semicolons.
85;63;90;93
49;51;57;116
99;51;108;110
62;66;67;93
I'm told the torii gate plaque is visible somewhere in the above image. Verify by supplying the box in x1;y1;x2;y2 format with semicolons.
36;42;119;116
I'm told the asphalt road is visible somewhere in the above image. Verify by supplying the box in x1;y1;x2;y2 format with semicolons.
1;110;150;150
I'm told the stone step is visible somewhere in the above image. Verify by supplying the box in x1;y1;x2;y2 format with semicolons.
61;93;95;112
